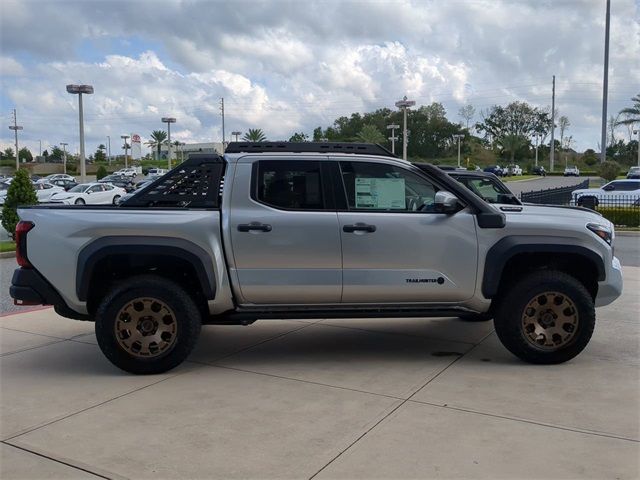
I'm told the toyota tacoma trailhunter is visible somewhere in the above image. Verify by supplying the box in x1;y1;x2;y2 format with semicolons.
10;142;623;374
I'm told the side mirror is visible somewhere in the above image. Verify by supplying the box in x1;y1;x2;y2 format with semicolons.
434;191;460;214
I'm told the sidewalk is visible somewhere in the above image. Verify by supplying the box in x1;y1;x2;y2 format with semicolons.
1;268;639;479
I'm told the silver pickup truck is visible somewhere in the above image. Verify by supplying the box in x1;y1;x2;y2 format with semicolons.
10;142;623;374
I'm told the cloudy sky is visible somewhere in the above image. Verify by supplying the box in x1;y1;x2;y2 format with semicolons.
1;0;638;156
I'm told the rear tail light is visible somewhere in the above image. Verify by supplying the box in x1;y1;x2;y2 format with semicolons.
15;221;35;268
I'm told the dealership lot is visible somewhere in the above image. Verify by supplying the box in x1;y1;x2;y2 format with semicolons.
1;255;638;478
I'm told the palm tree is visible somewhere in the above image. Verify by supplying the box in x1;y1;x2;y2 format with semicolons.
146;130;168;160
616;94;640;126
243;129;267;142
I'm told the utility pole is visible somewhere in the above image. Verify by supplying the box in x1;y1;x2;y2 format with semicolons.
107;136;111;164
550;76;556;172
39;140;42;156
395;96;415;161
60;142;68;174
600;0;611;163
453;134;464;168
220;98;226;151
534;134;540;167
386;124;399;155
121;135;130;168
9;109;23;170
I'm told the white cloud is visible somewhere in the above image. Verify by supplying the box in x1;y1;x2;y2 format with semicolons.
0;55;25;76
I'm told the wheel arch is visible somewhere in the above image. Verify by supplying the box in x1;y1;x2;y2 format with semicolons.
482;236;605;300
77;236;217;310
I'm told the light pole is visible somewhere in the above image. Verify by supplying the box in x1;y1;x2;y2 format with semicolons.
121;135;130;168
66;84;93;183
386;124;399;155
453;134;464;168
634;129;639;167
9;109;23;170
107;136;111;164
534;134;541;167
231;131;242;142
162;117;176;169
60;142;68;174
395;96;415;161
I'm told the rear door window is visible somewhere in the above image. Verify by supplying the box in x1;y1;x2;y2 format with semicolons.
254;160;325;210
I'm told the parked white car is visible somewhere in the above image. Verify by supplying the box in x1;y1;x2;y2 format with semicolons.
49;182;126;205
507;164;523;176
0;182;64;205
572;179;640;207
38;174;76;183
564;166;580;177
146;168;167;177
115;168;139;178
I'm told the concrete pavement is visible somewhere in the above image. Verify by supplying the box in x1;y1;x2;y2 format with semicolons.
1;266;639;478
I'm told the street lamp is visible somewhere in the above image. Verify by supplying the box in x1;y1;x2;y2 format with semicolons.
386;124;400;155
453;134;464;168
231;131;242;142
395;96;415;161
161;117;176;169
121;135;130;168
66;84;93;183
60;142;68;174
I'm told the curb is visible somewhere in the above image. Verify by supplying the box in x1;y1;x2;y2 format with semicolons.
0;251;15;259
616;231;640;236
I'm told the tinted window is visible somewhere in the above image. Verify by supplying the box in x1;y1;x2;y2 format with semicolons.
340;162;438;212
454;176;515;204
611;181;640;191
255;160;324;210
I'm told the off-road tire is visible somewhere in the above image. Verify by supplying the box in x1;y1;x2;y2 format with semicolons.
494;270;595;364
95;275;201;374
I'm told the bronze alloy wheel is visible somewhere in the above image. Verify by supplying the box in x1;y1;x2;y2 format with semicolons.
521;291;579;350
115;297;178;358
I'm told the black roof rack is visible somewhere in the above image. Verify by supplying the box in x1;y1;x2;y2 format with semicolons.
120;153;225;208
225;142;396;158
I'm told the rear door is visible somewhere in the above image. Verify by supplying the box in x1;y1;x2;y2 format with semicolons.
228;157;342;304
335;159;478;304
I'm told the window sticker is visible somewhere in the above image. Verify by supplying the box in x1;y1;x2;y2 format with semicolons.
355;177;405;209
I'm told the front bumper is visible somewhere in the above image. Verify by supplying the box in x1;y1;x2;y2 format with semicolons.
595;256;623;307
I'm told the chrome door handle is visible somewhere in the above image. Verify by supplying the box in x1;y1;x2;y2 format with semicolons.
238;223;272;232
343;223;376;233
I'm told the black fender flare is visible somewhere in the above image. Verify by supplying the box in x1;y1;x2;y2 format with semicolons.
482;236;605;298
77;236;216;301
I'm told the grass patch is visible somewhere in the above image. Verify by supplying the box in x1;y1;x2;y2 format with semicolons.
0;241;16;253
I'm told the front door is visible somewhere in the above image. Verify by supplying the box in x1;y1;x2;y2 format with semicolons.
336;160;478;304
229;158;342;304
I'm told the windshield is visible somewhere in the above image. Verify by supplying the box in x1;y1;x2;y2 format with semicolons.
68;184;91;193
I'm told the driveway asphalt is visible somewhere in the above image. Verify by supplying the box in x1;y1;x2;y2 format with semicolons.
1;260;639;478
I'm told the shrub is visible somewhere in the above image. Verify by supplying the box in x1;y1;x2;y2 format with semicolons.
96;165;107;180
1;168;38;239
598;161;620;182
597;207;640;228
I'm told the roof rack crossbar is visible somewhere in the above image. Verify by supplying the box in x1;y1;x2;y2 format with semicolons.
224;142;396;157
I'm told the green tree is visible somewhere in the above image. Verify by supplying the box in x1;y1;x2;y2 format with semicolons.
146;130;168;160
96;165;107;180
289;132;309;142
50;146;64;162
1;169;38;239
94;144;107;163
500;134;527;162
18;147;33;163
3;147;14;159
558;116;570;151
616;94;640;126
476;101;550;146
356;124;386;143
243;128;267;142
598;160;620;182
458;104;476;130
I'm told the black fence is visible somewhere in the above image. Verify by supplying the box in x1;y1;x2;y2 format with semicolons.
519;180;589;205
574;194;640;227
